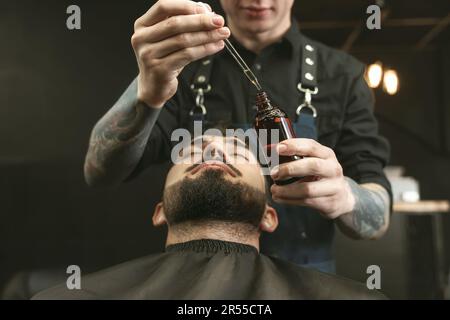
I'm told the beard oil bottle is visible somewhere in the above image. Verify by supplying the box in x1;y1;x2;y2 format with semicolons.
254;91;301;185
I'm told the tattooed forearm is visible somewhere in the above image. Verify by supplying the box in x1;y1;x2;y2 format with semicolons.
84;79;160;187
337;178;390;240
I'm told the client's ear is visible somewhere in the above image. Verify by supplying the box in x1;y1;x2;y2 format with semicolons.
259;205;278;233
152;202;167;227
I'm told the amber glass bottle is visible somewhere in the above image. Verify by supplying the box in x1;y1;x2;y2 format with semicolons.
254;91;301;185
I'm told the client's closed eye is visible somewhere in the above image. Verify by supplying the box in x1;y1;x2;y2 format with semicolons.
232;152;249;161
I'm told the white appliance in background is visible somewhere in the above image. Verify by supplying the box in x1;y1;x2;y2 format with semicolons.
384;166;420;203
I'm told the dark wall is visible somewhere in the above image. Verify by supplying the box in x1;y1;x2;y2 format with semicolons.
353;47;450;201
332;46;450;299
0;0;170;290
0;0;223;294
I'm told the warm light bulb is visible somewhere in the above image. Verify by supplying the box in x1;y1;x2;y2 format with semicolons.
366;62;383;88
383;69;399;95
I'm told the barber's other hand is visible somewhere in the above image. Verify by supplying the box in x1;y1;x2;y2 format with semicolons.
270;139;355;220
131;0;230;108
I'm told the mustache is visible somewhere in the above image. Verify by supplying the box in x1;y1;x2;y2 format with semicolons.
163;168;266;228
185;161;242;177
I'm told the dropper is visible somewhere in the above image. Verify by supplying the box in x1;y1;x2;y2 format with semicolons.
196;2;262;91
224;38;263;91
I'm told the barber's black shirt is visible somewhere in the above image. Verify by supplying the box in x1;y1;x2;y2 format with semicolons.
120;20;392;269
33;239;386;300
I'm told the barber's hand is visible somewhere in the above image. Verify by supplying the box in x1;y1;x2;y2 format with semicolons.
131;0;230;108
270;139;355;220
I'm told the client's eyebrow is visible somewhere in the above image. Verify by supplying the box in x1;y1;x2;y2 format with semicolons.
186;136;252;162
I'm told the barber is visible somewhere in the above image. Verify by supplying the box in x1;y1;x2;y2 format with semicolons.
84;0;392;273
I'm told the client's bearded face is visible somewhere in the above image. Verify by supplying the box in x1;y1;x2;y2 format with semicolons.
163;136;267;228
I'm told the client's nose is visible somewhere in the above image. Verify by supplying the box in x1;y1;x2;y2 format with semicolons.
203;143;227;163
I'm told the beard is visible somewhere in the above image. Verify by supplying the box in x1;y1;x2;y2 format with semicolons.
163;169;267;228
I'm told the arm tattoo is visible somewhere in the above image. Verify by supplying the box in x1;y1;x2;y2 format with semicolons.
84;80;159;187
337;178;390;239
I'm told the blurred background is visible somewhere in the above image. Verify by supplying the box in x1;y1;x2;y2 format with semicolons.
0;0;449;299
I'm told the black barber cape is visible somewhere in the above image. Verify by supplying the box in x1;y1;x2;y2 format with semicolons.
33;239;385;300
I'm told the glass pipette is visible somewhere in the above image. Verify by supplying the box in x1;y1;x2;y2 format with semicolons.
224;38;263;91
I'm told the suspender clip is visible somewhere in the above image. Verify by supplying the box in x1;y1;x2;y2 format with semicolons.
190;84;211;116
296;84;318;118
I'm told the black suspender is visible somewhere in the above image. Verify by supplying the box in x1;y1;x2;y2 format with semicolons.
295;43;319;140
296;43;319;119
300;44;318;90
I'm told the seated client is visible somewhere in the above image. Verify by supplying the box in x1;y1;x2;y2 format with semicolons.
34;135;385;299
